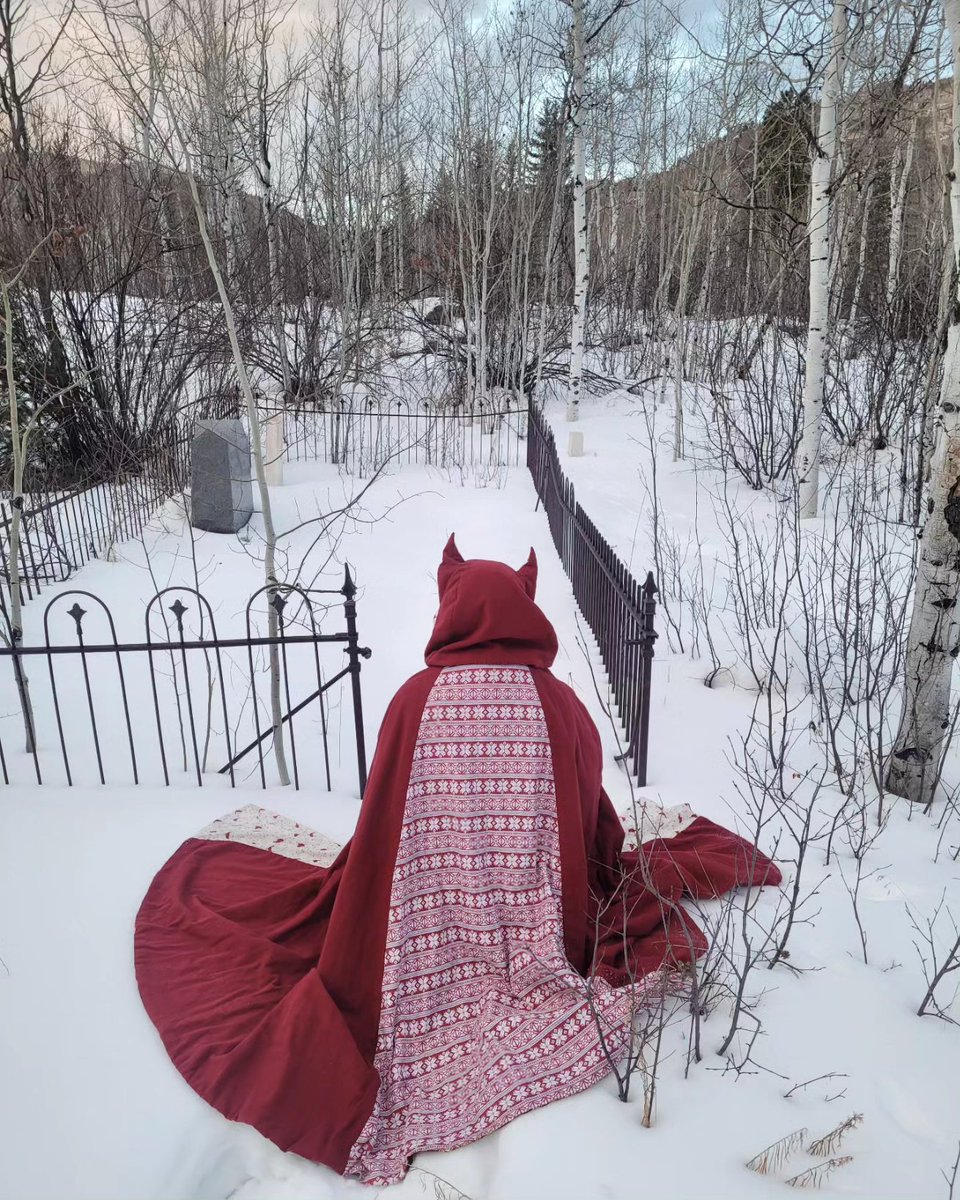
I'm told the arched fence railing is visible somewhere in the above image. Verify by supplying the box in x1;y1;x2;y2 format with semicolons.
0;568;369;795
526;405;658;786
276;397;528;475
0;400;525;615
0;423;191;616
1;398;654;790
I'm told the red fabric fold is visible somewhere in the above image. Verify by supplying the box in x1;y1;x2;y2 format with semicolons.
136;670;439;1170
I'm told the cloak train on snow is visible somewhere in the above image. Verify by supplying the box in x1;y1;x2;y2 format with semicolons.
135;536;781;1184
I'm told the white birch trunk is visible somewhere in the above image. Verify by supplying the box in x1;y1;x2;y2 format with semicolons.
221;119;239;283
372;0;387;308
744;124;759;309
886;115;917;317
254;50;293;398
0;235;84;754
299;88;317;304
138;6;291;783
670;176;708;460
796;0;847;518
392;2;405;301
887;0;960;806
2;281;35;753
136;12;174;298
199;1;240;289
845;176;874;351
261;173;293;396
187;168;290;785
532;107;568;401
566;0;588;423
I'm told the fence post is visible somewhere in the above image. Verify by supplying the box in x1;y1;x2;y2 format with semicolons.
633;572;659;787
342;564;371;796
264;412;285;486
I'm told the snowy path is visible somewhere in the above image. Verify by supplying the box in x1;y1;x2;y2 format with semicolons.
1;459;959;1199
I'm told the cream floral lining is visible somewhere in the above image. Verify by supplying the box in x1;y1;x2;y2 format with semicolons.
196;804;342;868
618;802;696;850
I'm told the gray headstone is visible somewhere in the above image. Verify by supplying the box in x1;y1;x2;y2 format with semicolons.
190;418;253;534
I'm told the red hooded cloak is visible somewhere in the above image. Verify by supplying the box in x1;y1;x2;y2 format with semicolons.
135;538;780;1181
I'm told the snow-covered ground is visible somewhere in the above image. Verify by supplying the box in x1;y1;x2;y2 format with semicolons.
2;420;959;1199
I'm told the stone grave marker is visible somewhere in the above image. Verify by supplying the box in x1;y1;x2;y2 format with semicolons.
191;418;253;534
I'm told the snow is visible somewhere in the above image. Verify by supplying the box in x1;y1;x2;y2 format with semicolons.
2;415;960;1199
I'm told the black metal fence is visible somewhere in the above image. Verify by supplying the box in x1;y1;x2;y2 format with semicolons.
0;568;369;794
0;425;191;613
1;397;653;792
278;398;528;475
191;393;529;475
527;404;657;785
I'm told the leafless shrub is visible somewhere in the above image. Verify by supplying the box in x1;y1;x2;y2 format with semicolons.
702;325;803;490
410;1167;473;1200
786;1156;853;1189
807;1112;862;1156
746;1128;808;1175
747;1117;861;1186
783;1073;849;1103
909;894;960;1022
944;1140;960;1200
835;798;888;964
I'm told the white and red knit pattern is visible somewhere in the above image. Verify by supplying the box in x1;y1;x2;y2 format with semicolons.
346;666;661;1185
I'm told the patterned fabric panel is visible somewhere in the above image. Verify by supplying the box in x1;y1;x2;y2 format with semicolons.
347;666;663;1185
196;804;342;869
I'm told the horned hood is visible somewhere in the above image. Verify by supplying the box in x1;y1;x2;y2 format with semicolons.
424;535;559;669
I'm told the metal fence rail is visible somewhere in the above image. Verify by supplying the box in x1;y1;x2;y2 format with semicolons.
1;397;653;792
196;393;529;475
0;569;369;794
0;424;191;613
527;404;657;785
278;398;528;474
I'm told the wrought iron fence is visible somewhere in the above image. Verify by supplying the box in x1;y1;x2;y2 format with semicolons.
1;396;652;792
527;404;658;785
278;398;528;474
188;393;528;474
0;568;369;795
0;424;191;613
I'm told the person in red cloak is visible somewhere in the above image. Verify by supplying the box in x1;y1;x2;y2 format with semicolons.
135;537;781;1185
